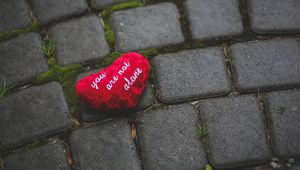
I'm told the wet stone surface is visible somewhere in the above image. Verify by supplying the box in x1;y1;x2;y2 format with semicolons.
230;39;300;92
199;95;271;168
153;48;230;103
49;15;110;66
0;33;48;86
3;143;70;170
185;0;243;40
137;104;207;170
110;3;184;52
265;89;300;158
70;120;141;170
0;82;72;148
249;0;300;32
28;0;88;24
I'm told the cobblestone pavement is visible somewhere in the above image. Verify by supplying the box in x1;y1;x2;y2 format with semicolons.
0;0;299;170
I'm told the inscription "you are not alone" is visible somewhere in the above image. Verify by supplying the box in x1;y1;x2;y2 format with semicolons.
91;61;143;91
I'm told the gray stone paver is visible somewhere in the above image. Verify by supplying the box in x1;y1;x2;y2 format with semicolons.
91;0;131;10
230;39;300;92
110;3;184;52
0;33;48;86
70;120;141;170
0;0;31;33
28;0;88;24
76;69;154;121
265;89;300;158
137;104;207;170
0;81;72;148
249;0;300;32
185;0;243;40
153;48;230;103
199;95;271;168
4;143;70;170
49;15;110;66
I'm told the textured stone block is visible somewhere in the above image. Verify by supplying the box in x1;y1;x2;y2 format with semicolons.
110;3;184;52
266;90;300;157
138;104;207;170
0;0;31;33
4;143;70;170
0;82;72;147
185;0;243;39
230;39;300;92
28;0;88;24
153;48;230;103
70;120;141;170
49;15;110;66
249;0;300;32
199;95;271;168
0;33;48;86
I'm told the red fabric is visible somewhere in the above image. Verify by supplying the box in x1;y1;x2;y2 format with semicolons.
76;52;150;111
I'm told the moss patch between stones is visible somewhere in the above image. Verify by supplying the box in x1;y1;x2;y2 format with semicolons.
99;0;144;48
0;21;40;42
34;37;84;113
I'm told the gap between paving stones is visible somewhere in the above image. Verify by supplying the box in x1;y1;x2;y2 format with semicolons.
1;0;300;169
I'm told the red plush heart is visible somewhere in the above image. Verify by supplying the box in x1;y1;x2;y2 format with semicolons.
76;52;150;112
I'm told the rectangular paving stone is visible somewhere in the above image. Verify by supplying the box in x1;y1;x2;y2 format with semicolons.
249;0;300;33
70;120;141;170
0;82;72;148
90;0;131;10
230;39;300;92
185;0;243;40
199;95;271;168
0;0;31;33
137;104;207;170
49;15;110;66
76;69;154;121
110;3;184;52
0;33;48;86
28;0;88;24
265;89;300;158
4;143;70;170
153;48;230;103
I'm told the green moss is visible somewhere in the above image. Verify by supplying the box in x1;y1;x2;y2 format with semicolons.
139;48;158;60
205;164;213;170
42;38;55;59
101;18;116;47
197;123;208;139
100;0;144;18
100;0;144;48
0;82;14;98
0;21;40;42
96;51;121;68
34;63;84;112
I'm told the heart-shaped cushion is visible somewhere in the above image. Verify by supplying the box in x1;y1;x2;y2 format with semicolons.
76;52;150;112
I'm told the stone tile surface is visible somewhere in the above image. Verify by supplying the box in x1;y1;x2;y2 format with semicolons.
185;0;243;40
70;120;141;170
49;15;110;66
4;143;70;170
28;0;88;24
153;48;230;103
0;33;48;86
0;82;72;148
266;90;300;157
137;104;207;170
249;0;300;32
0;0;31;33
230;39;300;92
91;0;130;9
110;3;184;52
199;95;271;168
